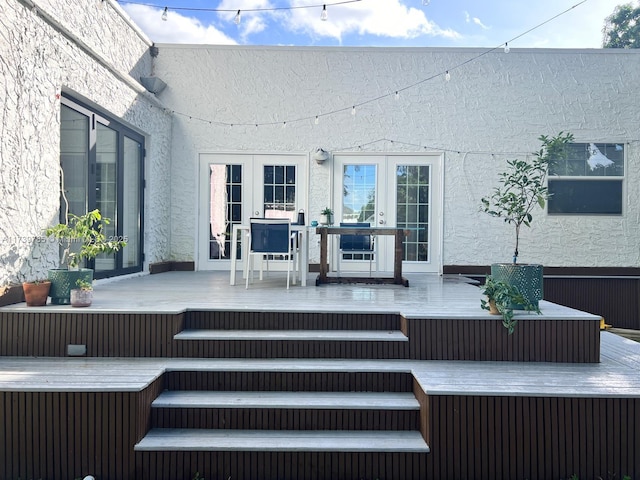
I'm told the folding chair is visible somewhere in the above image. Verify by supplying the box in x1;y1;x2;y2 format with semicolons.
245;218;296;289
337;222;376;276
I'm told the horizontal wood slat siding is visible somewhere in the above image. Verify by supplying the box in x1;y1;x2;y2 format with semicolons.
0;312;184;357
404;317;601;362
134;451;429;480
0;377;163;480
426;395;640;480
185;311;399;330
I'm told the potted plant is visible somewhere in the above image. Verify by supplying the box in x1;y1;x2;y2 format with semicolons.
70;278;93;307
480;275;540;334
320;207;333;225
45;209;126;305
480;132;573;308
22;279;51;306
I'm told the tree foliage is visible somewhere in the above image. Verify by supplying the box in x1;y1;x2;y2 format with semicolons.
603;2;640;48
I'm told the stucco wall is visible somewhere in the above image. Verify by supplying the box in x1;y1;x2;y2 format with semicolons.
154;44;640;268
0;0;172;285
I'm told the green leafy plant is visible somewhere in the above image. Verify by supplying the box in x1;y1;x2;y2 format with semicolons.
481;132;573;264
75;278;93;291
320;207;333;215
45;209;127;269
480;275;541;334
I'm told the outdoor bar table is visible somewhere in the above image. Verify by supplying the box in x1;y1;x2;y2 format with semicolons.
315;226;410;287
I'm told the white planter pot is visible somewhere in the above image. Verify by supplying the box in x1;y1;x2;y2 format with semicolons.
70;288;93;307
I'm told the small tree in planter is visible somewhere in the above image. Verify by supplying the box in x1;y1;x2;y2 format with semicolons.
45;209;126;304
480;132;573;309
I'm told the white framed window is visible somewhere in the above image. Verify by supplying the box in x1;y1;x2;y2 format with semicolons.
548;142;624;215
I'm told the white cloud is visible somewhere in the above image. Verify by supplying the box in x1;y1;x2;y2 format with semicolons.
121;4;237;44
284;0;460;43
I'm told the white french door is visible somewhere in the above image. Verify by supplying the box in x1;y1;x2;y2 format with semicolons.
332;154;442;274
197;153;307;271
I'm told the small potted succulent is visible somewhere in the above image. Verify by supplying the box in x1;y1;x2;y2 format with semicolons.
320;207;333;225
480;275;541;334
70;278;93;307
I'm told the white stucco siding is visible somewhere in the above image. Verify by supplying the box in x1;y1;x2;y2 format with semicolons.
0;0;172;285
154;44;640;268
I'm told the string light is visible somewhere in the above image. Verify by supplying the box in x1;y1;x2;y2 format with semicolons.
504;42;510;53
148;1;587;129
161;6;167;20
394;91;399;100
119;0;363;16
321;5;328;21
234;10;241;24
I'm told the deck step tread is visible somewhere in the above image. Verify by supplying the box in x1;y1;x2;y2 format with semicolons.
153;390;419;409
175;329;408;342
135;428;430;452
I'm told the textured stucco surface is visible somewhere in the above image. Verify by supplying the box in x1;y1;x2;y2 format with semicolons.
154;44;640;268
0;0;172;285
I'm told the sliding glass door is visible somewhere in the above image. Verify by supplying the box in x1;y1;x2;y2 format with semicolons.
60;95;144;278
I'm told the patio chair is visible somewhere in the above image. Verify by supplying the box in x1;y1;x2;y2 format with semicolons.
245;218;297;289
337;222;376;276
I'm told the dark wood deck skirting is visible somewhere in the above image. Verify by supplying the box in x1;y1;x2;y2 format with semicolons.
0;376;164;480
0;310;600;362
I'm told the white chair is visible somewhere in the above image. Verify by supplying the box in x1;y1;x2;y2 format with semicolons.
337;222;376;276
245;218;297;289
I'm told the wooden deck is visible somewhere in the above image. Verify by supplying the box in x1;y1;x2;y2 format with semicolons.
0;271;638;479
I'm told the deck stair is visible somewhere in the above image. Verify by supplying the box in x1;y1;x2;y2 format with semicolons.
173;310;410;359
135;369;429;479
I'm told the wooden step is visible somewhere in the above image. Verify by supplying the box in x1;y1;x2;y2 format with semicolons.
175;329;408;342
152;390;419;410
134;428;430;453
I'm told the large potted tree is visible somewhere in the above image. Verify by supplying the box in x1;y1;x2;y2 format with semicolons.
45;209;126;305
480;132;573;308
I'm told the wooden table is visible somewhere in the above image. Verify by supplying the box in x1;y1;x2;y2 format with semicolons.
315;226;410;287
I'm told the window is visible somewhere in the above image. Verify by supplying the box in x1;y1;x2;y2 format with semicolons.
548;142;624;215
60;95;144;278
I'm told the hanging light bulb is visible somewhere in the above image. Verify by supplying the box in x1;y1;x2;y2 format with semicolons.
282;122;287;129
422;0;430;5
321;5;328;21
161;6;168;21
504;42;510;53
314;116;319;125
234;10;241;25
395;91;399;100
445;71;451;82
351;106;356;116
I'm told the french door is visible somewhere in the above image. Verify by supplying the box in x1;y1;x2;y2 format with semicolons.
332;154;442;273
197;153;307;270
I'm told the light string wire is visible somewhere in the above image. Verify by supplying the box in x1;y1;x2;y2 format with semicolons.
117;0;363;14
154;0;589;131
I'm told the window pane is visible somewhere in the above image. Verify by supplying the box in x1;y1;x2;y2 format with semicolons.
210;164;242;260
122;136;141;268
550;143;624;177
342;164;376;223
548;179;623;214
95;123;118;272
396;164;430;262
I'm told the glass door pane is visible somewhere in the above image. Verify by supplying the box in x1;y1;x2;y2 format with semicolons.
60;105;88;217
94;123;118;272
122;136;142;268
396;165;430;262
208;164;243;260
263;164;296;220
342;164;377;224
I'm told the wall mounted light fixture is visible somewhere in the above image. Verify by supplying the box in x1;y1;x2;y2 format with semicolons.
313;148;330;165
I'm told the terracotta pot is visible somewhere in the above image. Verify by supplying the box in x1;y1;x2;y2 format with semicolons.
22;281;51;306
488;299;500;315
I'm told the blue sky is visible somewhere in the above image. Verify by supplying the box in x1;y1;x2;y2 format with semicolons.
120;0;626;48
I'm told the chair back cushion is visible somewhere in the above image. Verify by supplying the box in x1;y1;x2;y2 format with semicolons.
250;219;290;253
339;222;372;251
